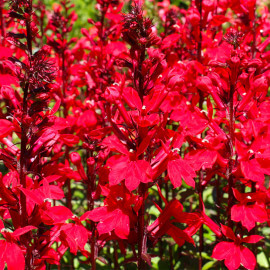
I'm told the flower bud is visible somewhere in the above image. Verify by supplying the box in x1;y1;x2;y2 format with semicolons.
203;0;215;12
188;11;200;26
87;157;95;166
247;59;262;69
196;76;213;92
168;74;184;90
103;85;120;103
70;152;81;166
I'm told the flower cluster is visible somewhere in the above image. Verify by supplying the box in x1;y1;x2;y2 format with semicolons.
0;0;270;269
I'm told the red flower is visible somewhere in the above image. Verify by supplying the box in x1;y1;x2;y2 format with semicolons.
212;225;263;270
0;219;36;270
103;135;153;191
231;188;268;231
167;156;196;188
81;185;139;239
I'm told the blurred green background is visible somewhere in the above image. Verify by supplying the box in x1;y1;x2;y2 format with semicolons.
42;0;191;38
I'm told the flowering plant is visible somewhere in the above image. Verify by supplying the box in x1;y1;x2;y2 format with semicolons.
0;0;270;269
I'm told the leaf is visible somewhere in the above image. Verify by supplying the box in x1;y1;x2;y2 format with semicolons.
257;251;270;268
202;261;217;270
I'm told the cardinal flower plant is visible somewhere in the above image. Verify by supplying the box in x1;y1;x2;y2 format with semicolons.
0;0;269;269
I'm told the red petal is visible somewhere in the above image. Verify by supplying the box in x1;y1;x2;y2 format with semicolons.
102;135;129;155
240;246;256;270
249;204;268;223
161;34;180;50
0;46;13;58
13;226;37;237
4;242;25;270
232;188;245;202
241;160;265;185
81;206;111;222
232;204;268;231
43;206;73;224
19;187;43;205
221;224;236;240
186;149;217;171
125;160;153;191
97;210;120;235
202;213;222;237
60;229;77;254
168;158;196;188
136;160;153;183
213;242;241;270
224;245;241;270
242;235;264;244
168;225;195;246
114;213;130;239
109;158;129;186
125;161;141;191
210;15;229;27
60;224;89;253
231;204;247;223
0;119;14;139
106;41;127;56
0;219;4;230
212;241;234;260
0;74;19;86
77;110;97;128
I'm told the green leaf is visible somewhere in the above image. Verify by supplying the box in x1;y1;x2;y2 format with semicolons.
257;251;270;268
202;260;217;270
148;205;161;218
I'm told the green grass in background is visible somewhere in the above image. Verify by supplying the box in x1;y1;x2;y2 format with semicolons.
42;0;191;38
43;0;97;37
